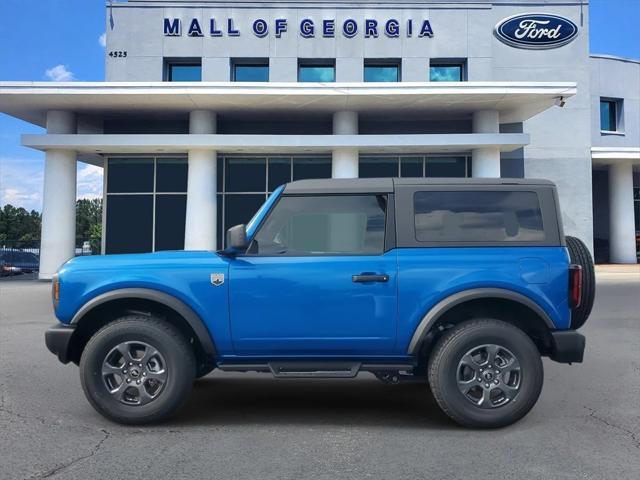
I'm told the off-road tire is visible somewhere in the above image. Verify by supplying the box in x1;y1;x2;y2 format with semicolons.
80;315;196;425
428;319;543;428
565;235;596;329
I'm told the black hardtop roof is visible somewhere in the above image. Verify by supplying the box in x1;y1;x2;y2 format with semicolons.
283;177;555;195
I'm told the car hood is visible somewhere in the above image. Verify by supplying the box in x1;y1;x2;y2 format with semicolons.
59;250;225;274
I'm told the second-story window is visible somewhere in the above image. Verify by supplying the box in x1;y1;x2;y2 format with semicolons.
430;60;466;82
600;98;623;133
298;60;336;82
364;60;401;82
165;59;202;82
232;59;269;82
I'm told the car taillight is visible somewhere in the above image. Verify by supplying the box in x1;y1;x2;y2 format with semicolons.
569;264;582;309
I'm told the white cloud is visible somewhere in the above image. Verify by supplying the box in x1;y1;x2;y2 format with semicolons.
77;163;104;200
98;33;106;48
45;64;74;82
0;157;104;212
2;188;40;206
0;156;44;211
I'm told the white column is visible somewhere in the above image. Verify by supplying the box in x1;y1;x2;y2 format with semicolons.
608;162;637;264
185;110;218;251
39;111;77;280
472;110;501;178
332;111;359;178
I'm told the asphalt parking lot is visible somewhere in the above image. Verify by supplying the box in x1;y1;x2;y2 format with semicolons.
1;272;639;480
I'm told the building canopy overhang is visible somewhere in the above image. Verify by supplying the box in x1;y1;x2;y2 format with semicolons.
591;147;640;168
0;81;577;126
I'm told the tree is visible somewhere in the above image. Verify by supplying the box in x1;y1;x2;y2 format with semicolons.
76;198;103;253
0;199;103;253
0;205;41;247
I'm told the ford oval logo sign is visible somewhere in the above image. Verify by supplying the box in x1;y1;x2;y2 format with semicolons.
494;13;578;49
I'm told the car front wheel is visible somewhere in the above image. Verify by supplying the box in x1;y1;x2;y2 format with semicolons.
79;315;196;425
428;318;543;428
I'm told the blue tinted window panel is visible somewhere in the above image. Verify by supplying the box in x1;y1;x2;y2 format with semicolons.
430;65;462;82
225;158;266;192
292;157;331;180
359;157;399;178
364;66;399;82
234;65;269;82
156;158;188;192
426;157;467;177
107;158;154;193
600;100;616;131
400;157;423;177
155;195;187;251
169;64;202;81
299;66;335;82
106;195;153;254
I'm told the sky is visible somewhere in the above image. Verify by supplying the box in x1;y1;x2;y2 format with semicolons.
0;0;639;212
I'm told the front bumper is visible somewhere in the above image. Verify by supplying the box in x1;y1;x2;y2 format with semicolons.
549;330;585;364
45;324;75;364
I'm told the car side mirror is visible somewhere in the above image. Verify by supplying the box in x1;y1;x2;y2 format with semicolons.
225;224;249;253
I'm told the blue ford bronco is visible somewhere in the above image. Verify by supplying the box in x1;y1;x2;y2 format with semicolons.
45;178;594;427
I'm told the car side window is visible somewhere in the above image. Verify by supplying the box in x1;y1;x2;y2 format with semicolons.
413;191;545;243
250;195;386;255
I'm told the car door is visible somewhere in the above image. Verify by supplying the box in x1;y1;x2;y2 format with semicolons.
228;193;397;356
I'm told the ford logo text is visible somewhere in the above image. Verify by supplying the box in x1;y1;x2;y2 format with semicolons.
494;13;578;49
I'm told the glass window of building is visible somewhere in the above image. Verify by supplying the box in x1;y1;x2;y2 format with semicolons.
364;60;400;82
360;157;399;178
425;157;468;177
359;155;470;179
232;59;269;82
165;60;202;81
600;98;621;132
298;60;336;82
429;60;465;82
105;157;189;254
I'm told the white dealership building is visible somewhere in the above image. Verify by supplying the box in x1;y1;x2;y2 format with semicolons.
0;0;638;279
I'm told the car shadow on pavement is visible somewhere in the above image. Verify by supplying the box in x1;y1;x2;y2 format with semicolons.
169;374;454;430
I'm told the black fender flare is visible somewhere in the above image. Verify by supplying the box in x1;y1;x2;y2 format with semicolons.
71;288;217;357
406;288;555;354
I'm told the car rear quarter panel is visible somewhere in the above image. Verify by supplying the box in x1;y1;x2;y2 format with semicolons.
396;246;571;354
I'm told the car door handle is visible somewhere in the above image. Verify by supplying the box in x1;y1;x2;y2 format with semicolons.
352;274;389;283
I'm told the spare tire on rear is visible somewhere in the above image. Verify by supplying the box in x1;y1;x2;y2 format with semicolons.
565;236;595;329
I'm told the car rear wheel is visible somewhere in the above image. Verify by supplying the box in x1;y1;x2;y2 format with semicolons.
428;319;543;428
80;315;196;424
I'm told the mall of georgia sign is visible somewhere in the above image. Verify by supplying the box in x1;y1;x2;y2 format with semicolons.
494;13;578;49
163;17;434;39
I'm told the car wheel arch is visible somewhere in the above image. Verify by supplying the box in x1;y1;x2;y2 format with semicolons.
67;288;216;368
408;288;556;357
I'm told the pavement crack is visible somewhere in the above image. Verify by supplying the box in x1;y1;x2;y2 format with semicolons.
584;406;640;450
25;429;111;480
0;403;53;426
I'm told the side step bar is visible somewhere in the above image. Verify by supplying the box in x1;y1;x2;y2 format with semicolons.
218;362;414;379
